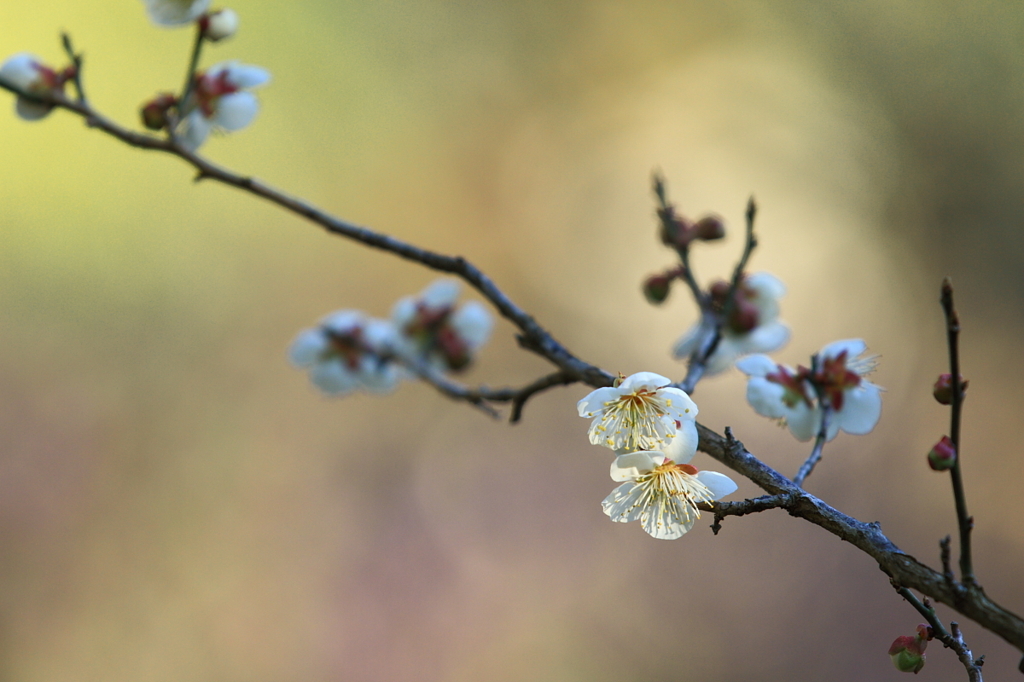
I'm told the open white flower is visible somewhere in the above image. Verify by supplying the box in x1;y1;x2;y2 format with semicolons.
577;372;697;453
289;311;405;396
142;0;212;25
602;451;738;539
391;278;493;373
178;61;269;151
736;339;882;441
673;272;789;374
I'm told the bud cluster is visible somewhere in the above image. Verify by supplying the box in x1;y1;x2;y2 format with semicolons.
0;54;77;120
888;624;931;674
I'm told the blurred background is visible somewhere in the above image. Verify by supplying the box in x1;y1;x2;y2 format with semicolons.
2;1;1024;680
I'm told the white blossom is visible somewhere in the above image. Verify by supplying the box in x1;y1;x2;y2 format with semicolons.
602;451;738;539
577;372;697;453
289;311;405;396
178;61;270;151
142;0;212;25
391;278;493;373
736;338;882;441
673;272;789;374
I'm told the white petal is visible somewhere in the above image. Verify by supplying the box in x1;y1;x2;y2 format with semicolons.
820;338;867;360
449;300;492;350
15;97;53;120
786;403;822;442
320;309;364;334
576;386;619;417
213;91;259;131
288;328;327;366
602;482;646;523
0;53;43;90
702;338;741;375
660;386;698;419
609;451;658;481
309;360;358;395
745;376;789;419
390;296;417;328
362;318;399;352
143;0;212;25
178;110;211;151
617;371;673;393
222;63;270;89
420;278;460;309
836;382;882;435
745;272;786;321
671;323;702;359
735;354;778;377
743;322;790;355
695;470;738;500
639;497;696;540
661;417;698;464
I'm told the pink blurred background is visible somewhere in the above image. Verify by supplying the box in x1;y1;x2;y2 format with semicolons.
2;1;1023;679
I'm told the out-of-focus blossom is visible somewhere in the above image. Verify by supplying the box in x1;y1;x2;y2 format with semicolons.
737;339;882;442
201;8;239;41
391;279;493;373
178;61;269;150
289;310;405;396
602;451;737;539
673;272;790;374
142;0;212;25
0;53;73;120
577;372;697;453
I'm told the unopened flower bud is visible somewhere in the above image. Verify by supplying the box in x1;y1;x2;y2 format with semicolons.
888;625;930;674
928;435;957;471
933;373;968;405
643;273;673;305
727;299;760;334
693;214;725;241
201;8;239;41
140;92;177;130
658;209;693;249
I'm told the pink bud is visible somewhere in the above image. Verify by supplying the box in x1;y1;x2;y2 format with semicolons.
928;436;957;471
933;373;968;405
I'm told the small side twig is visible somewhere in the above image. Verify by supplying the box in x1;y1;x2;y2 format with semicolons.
178;24;205;115
697;492;794;535
892;583;985;681
60;32;86;105
941;278;975;586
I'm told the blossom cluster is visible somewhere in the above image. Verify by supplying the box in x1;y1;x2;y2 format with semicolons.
578;372;738;539
290;279;493;397
1;0;266;152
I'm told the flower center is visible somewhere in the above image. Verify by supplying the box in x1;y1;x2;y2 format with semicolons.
639;463;714;523
599;388;672;450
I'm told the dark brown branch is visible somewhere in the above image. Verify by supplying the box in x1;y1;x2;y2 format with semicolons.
698;424;1024;657
941;278;975;586
407;368;577;423
0;76;614;393
892;583;985;681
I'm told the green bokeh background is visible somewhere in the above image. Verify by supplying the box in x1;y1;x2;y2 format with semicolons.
2;1;1024;680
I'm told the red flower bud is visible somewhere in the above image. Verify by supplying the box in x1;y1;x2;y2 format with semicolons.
140;93;177;131
927;435;957;471
933;373;968;405
643;273;673;305
693;214;725;241
888;624;929;674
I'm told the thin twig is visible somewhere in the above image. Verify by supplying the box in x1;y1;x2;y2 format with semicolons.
794;405;831;487
892;583;985;681
0;74;615;393
178;24;205;116
696;492;794;535
60;33;87;105
941;278;975;586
